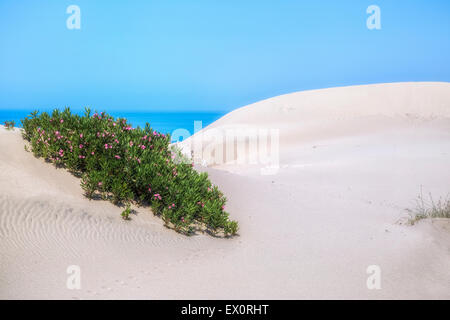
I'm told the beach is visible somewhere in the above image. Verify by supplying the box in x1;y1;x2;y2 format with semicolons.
1;82;449;299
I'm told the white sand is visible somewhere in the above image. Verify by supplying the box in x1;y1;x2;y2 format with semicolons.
1;82;449;299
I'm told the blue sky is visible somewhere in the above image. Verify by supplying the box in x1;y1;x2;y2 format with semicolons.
0;0;449;111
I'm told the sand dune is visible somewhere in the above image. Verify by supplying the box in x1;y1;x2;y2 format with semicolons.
179;82;450;169
1;82;450;299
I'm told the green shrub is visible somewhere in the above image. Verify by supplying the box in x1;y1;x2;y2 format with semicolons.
21;108;238;236
121;205;132;220
4;120;15;130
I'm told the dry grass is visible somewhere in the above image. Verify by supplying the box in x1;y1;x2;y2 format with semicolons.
407;188;450;225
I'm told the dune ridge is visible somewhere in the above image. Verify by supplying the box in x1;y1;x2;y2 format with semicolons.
179;82;450;169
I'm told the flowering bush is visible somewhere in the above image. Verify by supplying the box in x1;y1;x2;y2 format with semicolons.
21;108;238;236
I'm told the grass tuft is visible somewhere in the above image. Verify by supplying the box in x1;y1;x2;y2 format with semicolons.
406;188;450;225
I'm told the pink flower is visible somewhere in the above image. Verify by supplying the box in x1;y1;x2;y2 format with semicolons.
153;194;162;200
80;134;83;138
140;145;146;150
91;151;95;155
98;182;103;186
148;187;152;192
104;144;108;149
60;119;64;123
197;201;205;208
115;155;121;159
129;141;134;147
221;205;225;210
79;144;83;149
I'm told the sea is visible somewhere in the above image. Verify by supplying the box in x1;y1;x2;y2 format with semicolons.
0;109;225;142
